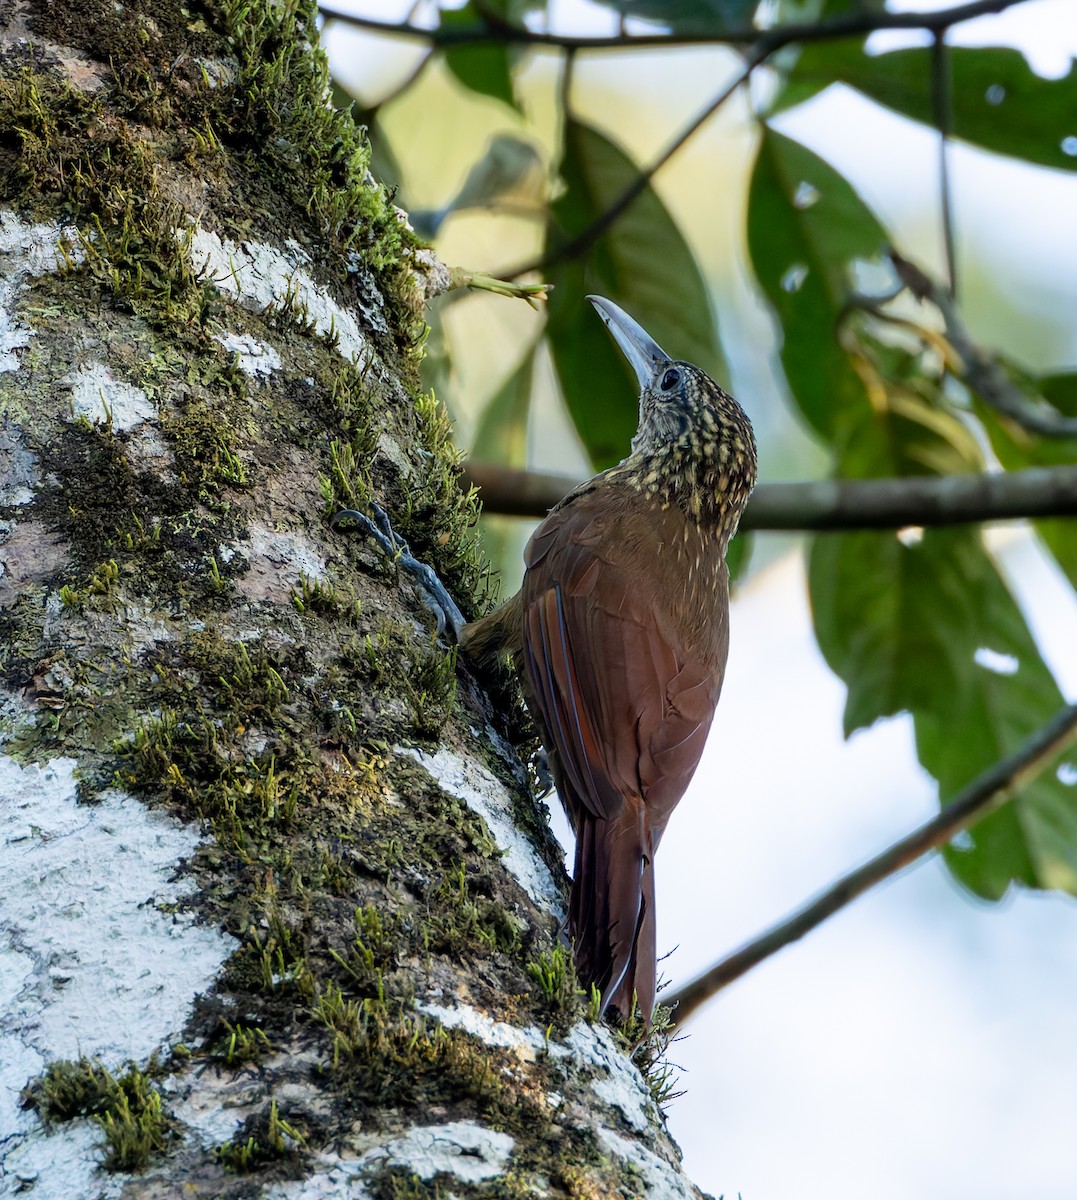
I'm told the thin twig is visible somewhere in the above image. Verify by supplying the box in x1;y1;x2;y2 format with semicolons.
932;33;958;298
504;50;763;279
665;703;1077;1028
891;252;1077;437
323;0;1030;284
463;461;1077;529
316;0;1032;52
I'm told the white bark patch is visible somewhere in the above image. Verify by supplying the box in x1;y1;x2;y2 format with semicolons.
418;1002;551;1063
66;363;155;431
0;211;85;373
419;1001;653;1133
0;756;235;1196
233;522;328;604
264;1121;514;1199
189;227;373;371
598;1128;700;1200
360;1121;515;1183
0;427;38;506
213;331;282;378
397;746;563;916
565;1022;653;1132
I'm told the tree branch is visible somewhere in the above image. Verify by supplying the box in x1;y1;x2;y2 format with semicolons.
665;703;1077;1028
462;461;1077;530
316;0;1033;53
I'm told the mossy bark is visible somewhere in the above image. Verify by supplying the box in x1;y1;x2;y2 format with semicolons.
0;3;704;1197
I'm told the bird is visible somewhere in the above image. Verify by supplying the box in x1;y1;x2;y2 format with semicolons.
460;296;758;1021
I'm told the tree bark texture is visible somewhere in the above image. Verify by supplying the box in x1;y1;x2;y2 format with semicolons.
0;4;703;1197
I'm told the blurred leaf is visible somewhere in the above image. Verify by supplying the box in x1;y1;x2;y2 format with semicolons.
471;349;535;466
809;327;1073;899
748;127;887;436
464;0;546;18
419;312;455;415
450;134;545;213
1040;372;1077;415
810;527;1077;899
815;0;886;15
973;391;1077;591
726;530;753;582
783;42;1077;173
441;8;520;111
545;119;726;469
587;0;757;32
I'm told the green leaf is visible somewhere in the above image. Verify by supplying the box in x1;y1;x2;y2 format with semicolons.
471;349;535;467
784;41;1077;173
586;0;757;32
1040;372;1077;416
441;8;520;112
545;119;726;469
810;527;1077;899
972;393;1077;589
725;530;753;583
747;128;887;436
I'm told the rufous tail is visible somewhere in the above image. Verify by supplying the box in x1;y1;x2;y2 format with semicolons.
570;800;656;1021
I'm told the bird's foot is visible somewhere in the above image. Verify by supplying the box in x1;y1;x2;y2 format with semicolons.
331;503;467;643
530;746;554;797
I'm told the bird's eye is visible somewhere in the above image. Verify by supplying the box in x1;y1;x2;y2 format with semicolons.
660;367;681;392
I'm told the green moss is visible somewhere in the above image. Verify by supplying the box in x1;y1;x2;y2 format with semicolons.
215;1099;307;1173
526;945;585;1028
214;0;418;291
25;1057;175;1172
202;1019;273;1066
0;10;626;1186
312;989;504;1111
425;861;524;958
613;1001;684;1116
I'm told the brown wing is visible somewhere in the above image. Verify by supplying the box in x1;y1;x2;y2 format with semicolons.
519;487;728;1015
519;487;726;836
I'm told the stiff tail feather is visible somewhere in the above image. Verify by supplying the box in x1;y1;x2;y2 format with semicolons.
569;799;656;1021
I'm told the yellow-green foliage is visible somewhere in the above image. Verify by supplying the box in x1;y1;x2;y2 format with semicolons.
215;1099;306;1173
26;1057;174;1172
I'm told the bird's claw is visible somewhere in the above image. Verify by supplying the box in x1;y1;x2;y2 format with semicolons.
331;504;467;644
330;507;397;557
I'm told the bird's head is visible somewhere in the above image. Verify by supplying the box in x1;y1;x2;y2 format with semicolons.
589;295;758;535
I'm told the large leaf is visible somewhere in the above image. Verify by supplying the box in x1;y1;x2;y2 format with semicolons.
972;375;1077;589
441;8;520;112
748;127;888;436
472;351;536;584
810;526;1077;899
545;119;726;469
471;349;535;466
783;41;1077;173
587;0;758;32
809;356;1075;899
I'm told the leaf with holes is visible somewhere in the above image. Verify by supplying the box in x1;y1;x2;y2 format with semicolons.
810;526;1077;899
748;127;887;437
781;42;1077;173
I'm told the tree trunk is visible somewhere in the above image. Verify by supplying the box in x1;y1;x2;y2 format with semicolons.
0;3;704;1196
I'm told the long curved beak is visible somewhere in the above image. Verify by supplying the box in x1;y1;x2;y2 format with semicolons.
588;296;670;389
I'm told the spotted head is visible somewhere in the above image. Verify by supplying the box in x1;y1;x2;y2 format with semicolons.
589;296;757;537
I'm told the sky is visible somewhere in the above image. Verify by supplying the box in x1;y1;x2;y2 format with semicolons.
323;2;1077;1196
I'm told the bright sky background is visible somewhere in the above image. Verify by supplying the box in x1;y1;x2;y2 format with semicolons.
325;2;1077;1196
